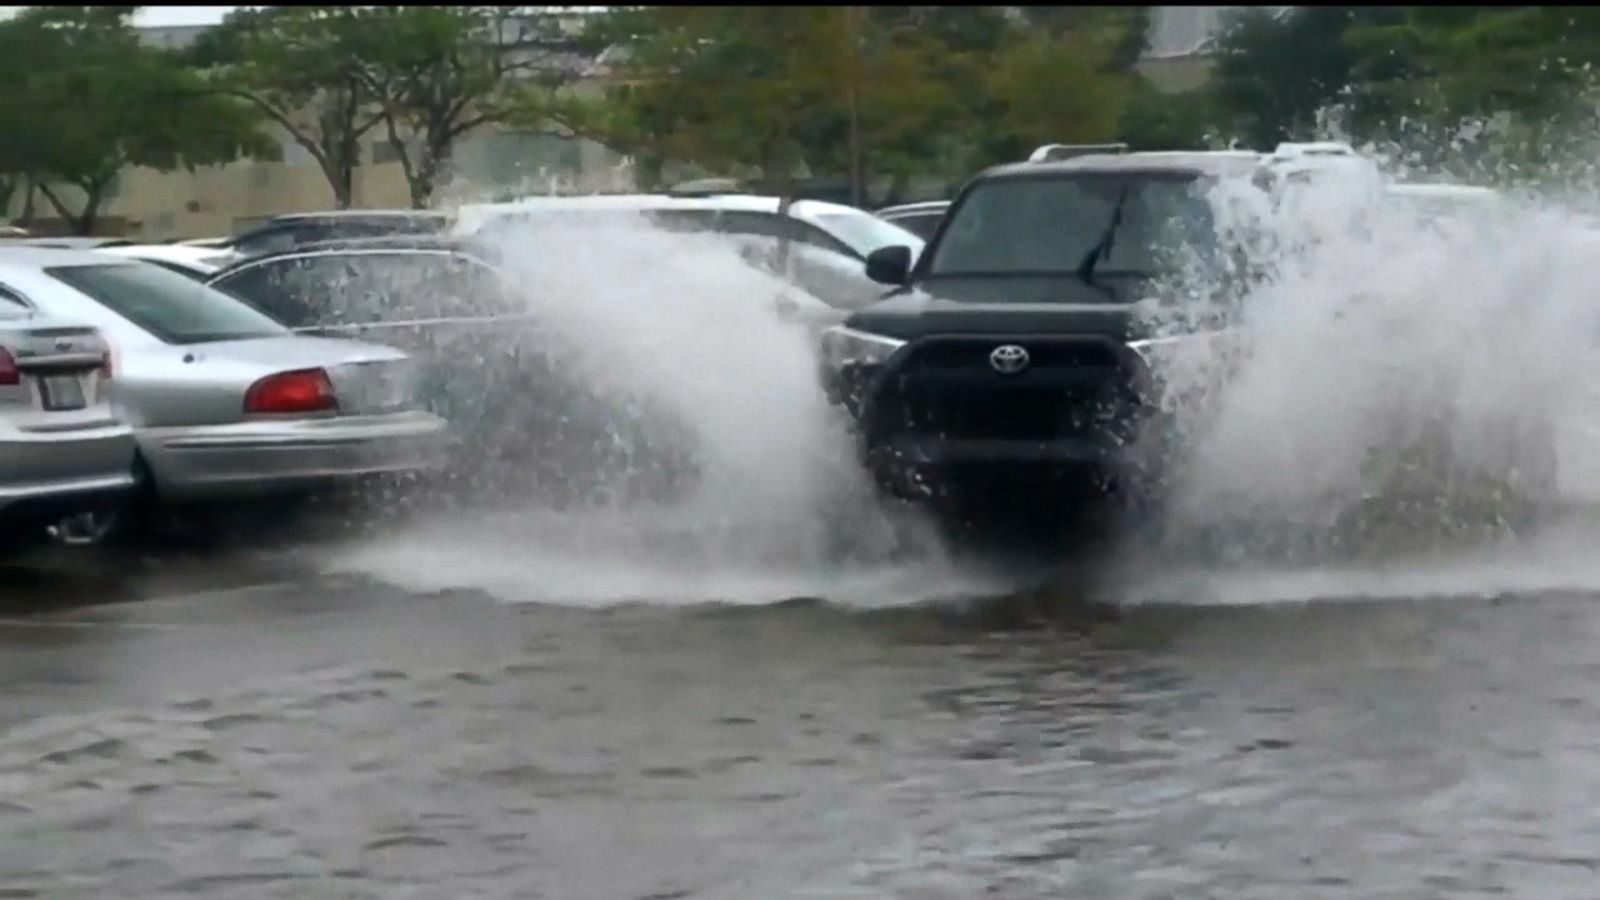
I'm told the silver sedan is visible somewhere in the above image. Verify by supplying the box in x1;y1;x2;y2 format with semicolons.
0;309;136;544
0;247;450;516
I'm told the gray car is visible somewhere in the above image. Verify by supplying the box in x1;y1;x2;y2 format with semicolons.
0;306;136;545
0;247;450;533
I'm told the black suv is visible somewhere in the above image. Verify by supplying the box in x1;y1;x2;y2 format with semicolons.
820;150;1266;524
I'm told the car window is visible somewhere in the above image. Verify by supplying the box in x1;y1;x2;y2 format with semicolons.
208;258;312;326
884;211;944;241
712;212;838;251
232;225;297;259
213;251;516;328
46;263;288;345
811;210;925;260
928;175;1216;279
0;285;30;319
719;235;884;310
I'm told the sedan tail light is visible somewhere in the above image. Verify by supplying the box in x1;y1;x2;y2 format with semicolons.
244;368;338;415
0;347;17;386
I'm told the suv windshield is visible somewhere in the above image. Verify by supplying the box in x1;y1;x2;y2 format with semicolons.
47;262;288;344
927;174;1217;279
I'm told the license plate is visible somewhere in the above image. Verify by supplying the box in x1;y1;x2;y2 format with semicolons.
38;374;87;411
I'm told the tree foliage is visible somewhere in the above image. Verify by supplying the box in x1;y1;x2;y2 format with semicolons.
582;5;1145;201
1209;6;1600;161
190;6;380;209
0;6;273;234
193;6;585;210
344;6;586;208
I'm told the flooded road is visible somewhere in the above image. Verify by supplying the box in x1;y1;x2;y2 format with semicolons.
4;530;1600;899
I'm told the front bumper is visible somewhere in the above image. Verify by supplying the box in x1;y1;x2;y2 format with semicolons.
865;434;1158;504
139;410;453;502
827;333;1166;504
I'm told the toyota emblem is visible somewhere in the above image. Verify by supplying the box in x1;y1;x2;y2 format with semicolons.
989;344;1030;375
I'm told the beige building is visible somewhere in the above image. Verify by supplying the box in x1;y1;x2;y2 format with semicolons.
1137;6;1292;93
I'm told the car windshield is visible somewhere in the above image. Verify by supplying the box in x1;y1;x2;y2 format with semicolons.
926;174;1218;279
812;210;925;259
46;262;289;345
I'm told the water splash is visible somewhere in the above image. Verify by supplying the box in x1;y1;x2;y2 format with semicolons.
1138;143;1600;567
328;211;971;604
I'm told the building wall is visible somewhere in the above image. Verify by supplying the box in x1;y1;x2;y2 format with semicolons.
7;124;629;241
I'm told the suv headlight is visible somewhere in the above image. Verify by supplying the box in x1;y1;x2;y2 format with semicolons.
819;325;907;369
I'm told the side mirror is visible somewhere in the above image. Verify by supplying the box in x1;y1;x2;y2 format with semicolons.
774;294;801;320
864;245;913;286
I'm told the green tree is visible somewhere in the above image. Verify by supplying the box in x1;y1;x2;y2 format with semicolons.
1119;79;1217;151
982;23;1135;162
581;5;1137;203
189;6;382;209
585;7;850;201
342;6;586;208
0;6;274;235
1346;7;1600;125
1208;7;1393;150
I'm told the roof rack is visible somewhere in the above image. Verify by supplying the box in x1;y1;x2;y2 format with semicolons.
1027;142;1129;163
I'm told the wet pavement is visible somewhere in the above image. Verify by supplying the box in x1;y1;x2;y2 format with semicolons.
4;533;1600;898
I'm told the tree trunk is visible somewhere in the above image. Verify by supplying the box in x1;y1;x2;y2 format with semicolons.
37;175;111;236
18;176;36;226
408;149;443;209
845;6;865;209
36;183;81;235
74;183;108;237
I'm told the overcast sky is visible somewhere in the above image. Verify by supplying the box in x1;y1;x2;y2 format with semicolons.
0;6;240;25
134;6;240;27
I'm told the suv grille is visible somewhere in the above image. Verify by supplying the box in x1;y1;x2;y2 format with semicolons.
872;337;1148;444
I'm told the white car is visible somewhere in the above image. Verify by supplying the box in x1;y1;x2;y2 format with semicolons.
0;304;136;546
451;192;926;311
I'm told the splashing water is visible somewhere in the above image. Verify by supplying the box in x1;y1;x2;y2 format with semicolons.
322;212;974;604
1138;151;1600;566
328;151;1600;610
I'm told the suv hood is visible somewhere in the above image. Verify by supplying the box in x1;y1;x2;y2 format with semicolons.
846;274;1158;341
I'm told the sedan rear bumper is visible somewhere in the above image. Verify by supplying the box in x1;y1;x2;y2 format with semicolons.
0;424;139;531
139;410;453;501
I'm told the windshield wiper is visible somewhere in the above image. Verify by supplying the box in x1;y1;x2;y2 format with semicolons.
1076;185;1131;286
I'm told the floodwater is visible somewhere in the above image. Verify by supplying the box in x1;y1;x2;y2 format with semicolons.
6;516;1600;899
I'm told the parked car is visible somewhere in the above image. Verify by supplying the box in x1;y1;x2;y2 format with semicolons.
204;235;704;506
98;243;232;281
221;210;455;263
0;237;136;251
874;201;950;241
822;144;1559;536
453;193;926;311
0;247;450;538
0;306;136;547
